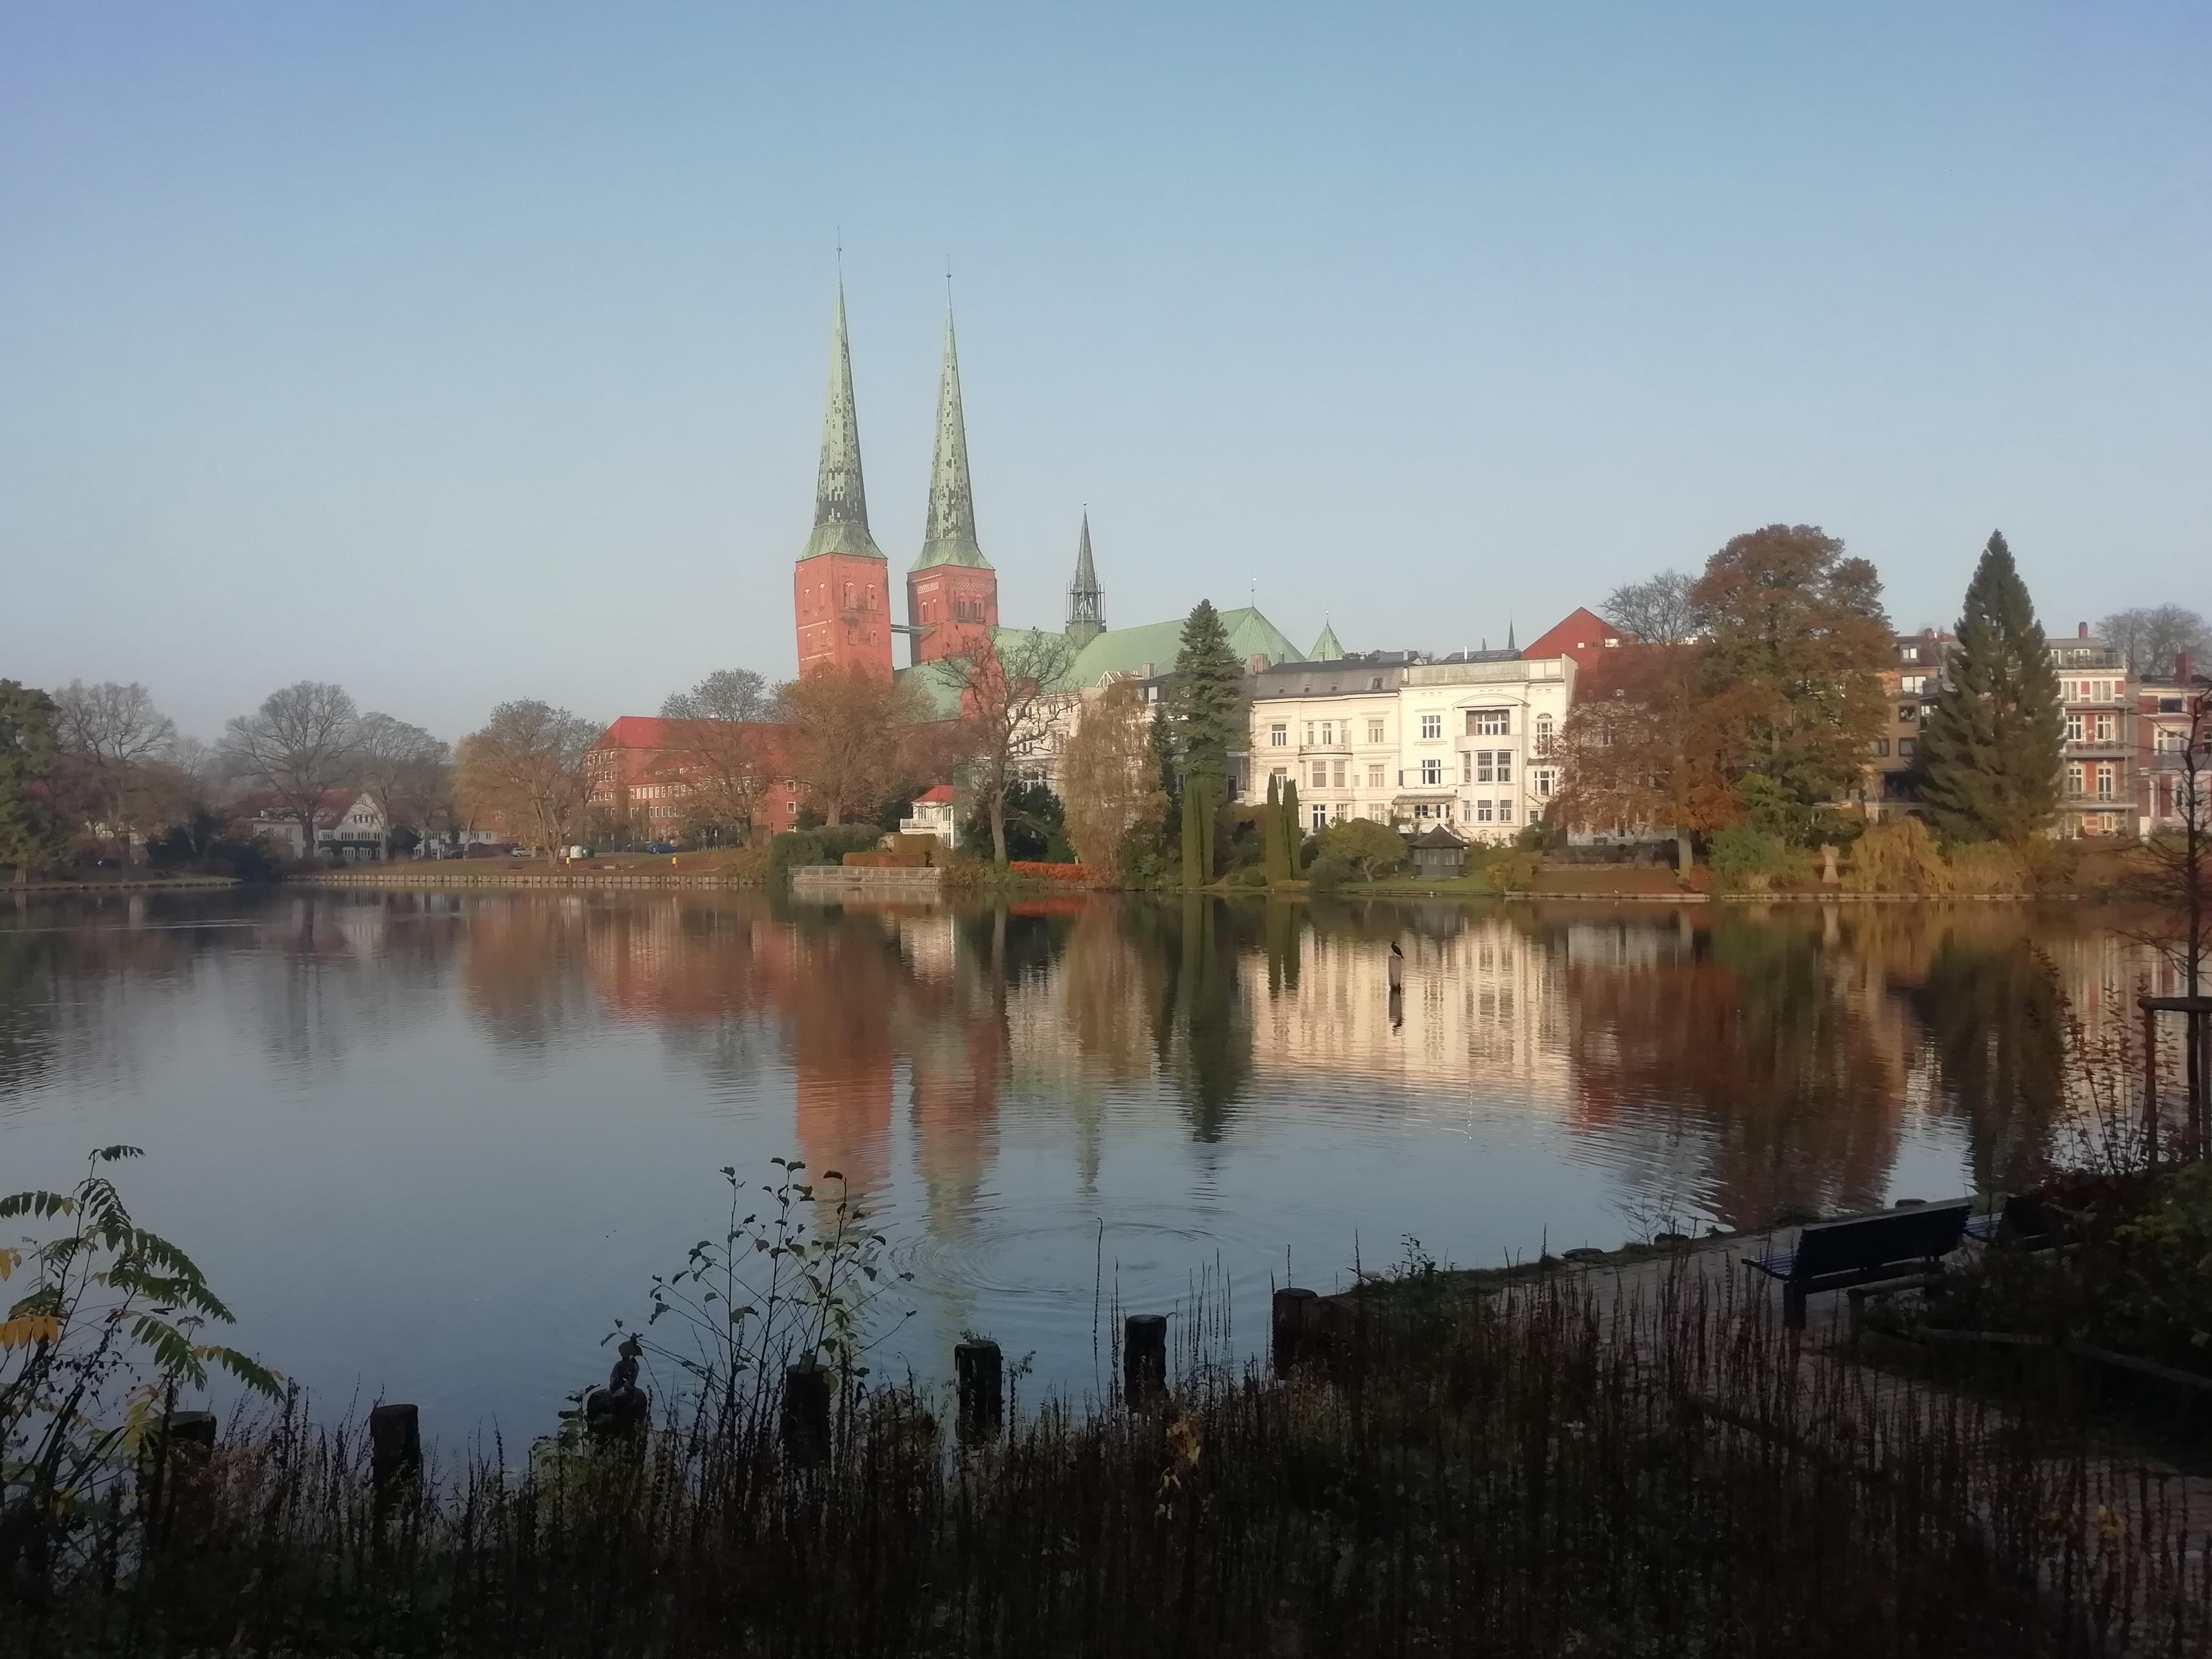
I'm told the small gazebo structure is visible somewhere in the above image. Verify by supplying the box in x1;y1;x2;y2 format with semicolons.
1407;823;1467;879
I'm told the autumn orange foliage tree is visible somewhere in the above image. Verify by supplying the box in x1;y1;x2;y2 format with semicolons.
1691;524;1890;817
775;665;933;827
1552;643;1740;873
1556;524;1891;865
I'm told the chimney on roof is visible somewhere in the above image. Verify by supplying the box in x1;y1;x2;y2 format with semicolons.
2178;652;2196;685
2079;623;2089;639
1247;653;1270;674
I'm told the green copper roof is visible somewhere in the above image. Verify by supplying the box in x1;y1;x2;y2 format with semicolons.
1068;607;1302;688
897;606;1303;720
1310;622;1344;661
800;281;885;564
910;309;991;572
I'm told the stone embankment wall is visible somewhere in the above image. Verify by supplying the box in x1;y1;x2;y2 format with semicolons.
789;866;943;897
295;869;757;890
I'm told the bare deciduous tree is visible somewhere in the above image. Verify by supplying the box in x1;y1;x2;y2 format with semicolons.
656;668;778;845
1599;571;1702;646
940;631;1076;866
220;682;361;860
354;713;451;856
2099;606;2211;678
50;681;177;856
1060;677;1166;873
454;701;599;858
661;668;772;725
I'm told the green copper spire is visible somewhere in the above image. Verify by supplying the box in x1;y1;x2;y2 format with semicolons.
800;281;884;563
1066;511;1104;647
910;307;991;572
1310;621;1344;661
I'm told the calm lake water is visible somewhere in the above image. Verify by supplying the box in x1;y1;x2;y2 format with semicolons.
0;887;2148;1436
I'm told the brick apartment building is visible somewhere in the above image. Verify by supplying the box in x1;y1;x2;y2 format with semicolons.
2050;623;2135;837
2138;651;2209;835
584;717;802;844
1869;629;1952;815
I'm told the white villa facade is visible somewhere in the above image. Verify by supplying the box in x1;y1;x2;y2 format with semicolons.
1245;652;1577;844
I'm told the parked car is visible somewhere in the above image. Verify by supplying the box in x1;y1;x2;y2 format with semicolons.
646;842;677;855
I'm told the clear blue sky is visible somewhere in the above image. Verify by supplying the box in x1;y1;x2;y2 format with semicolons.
4;3;2207;742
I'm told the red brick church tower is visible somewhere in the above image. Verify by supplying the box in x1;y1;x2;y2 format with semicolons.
792;282;893;677
905;306;998;665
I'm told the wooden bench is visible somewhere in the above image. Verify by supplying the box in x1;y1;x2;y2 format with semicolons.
1745;1202;1972;1329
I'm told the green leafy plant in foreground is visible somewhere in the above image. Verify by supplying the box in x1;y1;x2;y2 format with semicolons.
571;1158;914;1445
2;1146;280;1585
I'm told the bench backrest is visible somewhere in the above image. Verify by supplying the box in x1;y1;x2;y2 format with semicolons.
1789;1202;1971;1282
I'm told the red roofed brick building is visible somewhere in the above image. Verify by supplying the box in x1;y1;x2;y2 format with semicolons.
1520;607;1633;671
586;716;802;842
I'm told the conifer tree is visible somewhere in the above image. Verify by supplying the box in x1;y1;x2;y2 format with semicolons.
1170;599;1242;889
0;680;70;877
1280;776;1302;873
1918;531;2064;844
1149;703;1182;856
1263;773;1289;883
1170;600;1245;798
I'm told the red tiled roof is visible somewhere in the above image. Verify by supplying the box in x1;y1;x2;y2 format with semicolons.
1521;607;1632;669
914;785;957;805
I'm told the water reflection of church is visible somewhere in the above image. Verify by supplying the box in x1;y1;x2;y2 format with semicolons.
517;892;2180;1243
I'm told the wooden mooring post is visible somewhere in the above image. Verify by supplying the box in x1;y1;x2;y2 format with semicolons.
1124;1314;1167;1405
782;1360;832;1466
369;1403;422;1495
1272;1287;1317;1378
955;1339;1003;1442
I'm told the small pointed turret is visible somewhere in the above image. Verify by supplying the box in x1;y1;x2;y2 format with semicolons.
1066;512;1105;649
801;281;883;563
1507;618;1518;653
912;308;990;572
1310;621;1344;661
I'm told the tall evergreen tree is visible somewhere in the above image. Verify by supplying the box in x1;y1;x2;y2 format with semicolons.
1263;773;1289;883
1149;703;1181;858
1918;532;2064;844
1170;600;1245;796
0;681;70;877
1171;600;1242;888
1280;776;1302;873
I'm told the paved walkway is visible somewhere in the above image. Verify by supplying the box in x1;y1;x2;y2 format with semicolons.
1540;1213;2212;1635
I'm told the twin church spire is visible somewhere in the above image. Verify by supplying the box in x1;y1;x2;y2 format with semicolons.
802;281;882;563
798;281;1101;667
912;310;989;573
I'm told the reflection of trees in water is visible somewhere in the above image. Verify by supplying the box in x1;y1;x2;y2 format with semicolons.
1911;939;2062;1193
1564;913;1906;1229
461;896;599;1053
0;920;61;1097
1163;899;1254;1142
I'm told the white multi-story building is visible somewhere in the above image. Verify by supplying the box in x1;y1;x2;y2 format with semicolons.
1245;650;1577;844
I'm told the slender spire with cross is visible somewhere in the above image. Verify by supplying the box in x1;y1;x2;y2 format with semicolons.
911;299;990;572
1066;510;1105;647
800;278;883;562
